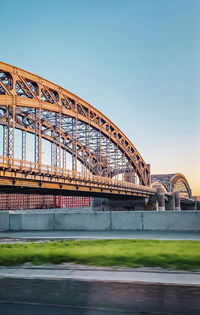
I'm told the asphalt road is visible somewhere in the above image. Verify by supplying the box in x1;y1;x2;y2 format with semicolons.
0;303;135;315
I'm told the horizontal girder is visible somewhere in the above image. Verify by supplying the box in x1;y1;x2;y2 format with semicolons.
0;156;155;198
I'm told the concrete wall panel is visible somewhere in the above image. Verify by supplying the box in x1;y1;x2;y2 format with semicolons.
0;211;9;231
54;212;110;230
111;211;143;230
9;213;22;231
21;213;54;230
143;211;200;231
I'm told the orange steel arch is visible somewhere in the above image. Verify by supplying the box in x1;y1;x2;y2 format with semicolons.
170;173;192;198
0;61;150;185
151;173;192;198
0;107;105;175
151;181;168;192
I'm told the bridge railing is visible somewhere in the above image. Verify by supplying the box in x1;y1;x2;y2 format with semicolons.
0;155;155;194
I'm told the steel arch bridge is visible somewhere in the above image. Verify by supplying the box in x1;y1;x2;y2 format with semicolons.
151;173;192;198
0;62;154;198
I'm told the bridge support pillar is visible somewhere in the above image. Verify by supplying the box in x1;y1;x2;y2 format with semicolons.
107;198;148;211
165;194;175;210
156;188;165;211
146;195;158;210
174;192;181;211
92;197;149;211
91;198;109;211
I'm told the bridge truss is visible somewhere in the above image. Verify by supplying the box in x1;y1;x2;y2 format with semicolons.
0;62;153;197
151;174;192;198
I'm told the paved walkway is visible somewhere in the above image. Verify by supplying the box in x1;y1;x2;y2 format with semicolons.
0;230;200;242
0;264;200;285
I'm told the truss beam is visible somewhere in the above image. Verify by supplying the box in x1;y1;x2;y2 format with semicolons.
0;62;151;185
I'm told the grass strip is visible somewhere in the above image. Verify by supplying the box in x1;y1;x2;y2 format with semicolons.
0;239;200;270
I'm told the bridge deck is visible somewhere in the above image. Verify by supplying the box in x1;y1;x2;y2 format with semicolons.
0;156;155;198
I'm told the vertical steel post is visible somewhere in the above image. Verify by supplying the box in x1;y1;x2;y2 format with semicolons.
55;113;59;169
51;132;53;167
12;105;15;164
108;136;111;178
75;116;77;175
116;144;119;180
84;123;88;174
72;118;75;172
34;108;41;168
122;153;125;181
105;136;108;177
38;108;41;167
55;113;58;168
3;125;7;157
22;130;26;161
62;147;66;170
7;107;10;158
51;113;58;168
34;108;38;164
88;122;90;175
114;145;117;179
6;106;14;164
99;129;102;175
59;111;61;170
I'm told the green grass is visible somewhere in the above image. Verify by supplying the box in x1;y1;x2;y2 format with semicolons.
0;239;200;270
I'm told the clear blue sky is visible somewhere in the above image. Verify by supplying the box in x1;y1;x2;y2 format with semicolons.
1;0;200;194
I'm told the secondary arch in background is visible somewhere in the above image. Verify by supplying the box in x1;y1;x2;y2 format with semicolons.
151;173;192;198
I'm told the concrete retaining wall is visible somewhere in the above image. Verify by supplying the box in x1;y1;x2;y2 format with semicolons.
111;211;143;230
110;211;200;231
9;213;55;230
1;210;200;231
54;212;110;230
143;211;200;231
0;211;9;231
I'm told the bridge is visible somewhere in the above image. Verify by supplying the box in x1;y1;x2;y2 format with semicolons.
151;174;194;211
0;62;194;210
151;173;192;198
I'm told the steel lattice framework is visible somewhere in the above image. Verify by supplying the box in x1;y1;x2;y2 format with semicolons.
0;62;153;197
151;173;192;198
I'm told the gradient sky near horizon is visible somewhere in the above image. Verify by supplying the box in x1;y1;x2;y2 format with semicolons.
1;0;200;194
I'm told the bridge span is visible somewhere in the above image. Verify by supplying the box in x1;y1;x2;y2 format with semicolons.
0;156;155;199
0;62;195;210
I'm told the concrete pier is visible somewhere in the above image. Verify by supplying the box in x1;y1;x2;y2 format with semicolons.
174;192;181;211
166;193;175;210
156;188;165;211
